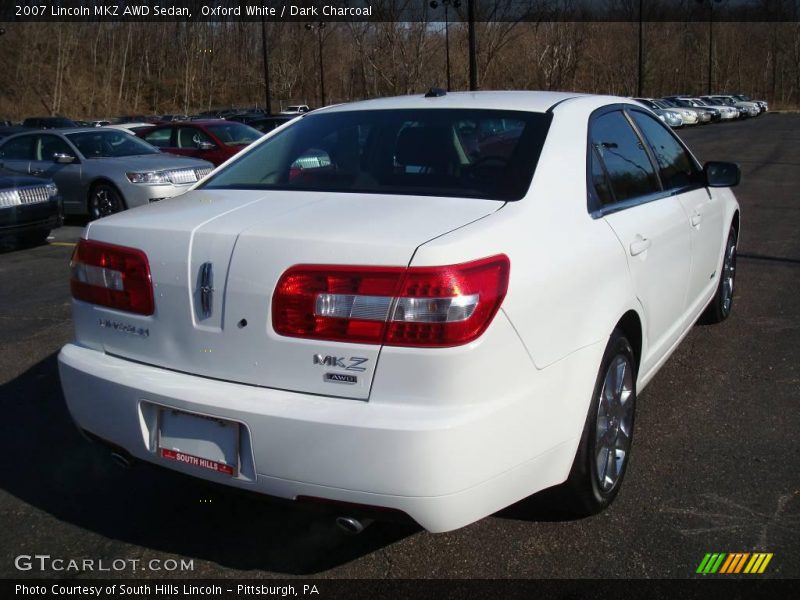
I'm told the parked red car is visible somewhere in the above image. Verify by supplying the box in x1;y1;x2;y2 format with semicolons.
137;120;261;166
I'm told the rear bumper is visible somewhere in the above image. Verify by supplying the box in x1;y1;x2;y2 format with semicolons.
58;341;600;532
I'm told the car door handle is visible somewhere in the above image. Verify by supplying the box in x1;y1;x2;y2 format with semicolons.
691;212;703;227
31;169;44;175
629;236;652;256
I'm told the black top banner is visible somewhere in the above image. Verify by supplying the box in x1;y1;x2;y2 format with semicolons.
2;0;799;23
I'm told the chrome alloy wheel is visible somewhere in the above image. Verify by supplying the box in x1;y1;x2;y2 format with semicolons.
721;235;737;317
594;354;635;492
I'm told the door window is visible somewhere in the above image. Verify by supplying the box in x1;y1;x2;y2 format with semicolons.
177;127;212;149
0;135;36;160
36;135;73;161
628;110;700;191
590;111;660;204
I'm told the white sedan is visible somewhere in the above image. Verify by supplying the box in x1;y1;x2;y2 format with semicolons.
59;91;741;533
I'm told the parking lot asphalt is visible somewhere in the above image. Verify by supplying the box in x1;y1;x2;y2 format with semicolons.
0;114;797;580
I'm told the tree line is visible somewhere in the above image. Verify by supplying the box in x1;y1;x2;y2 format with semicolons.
0;18;797;119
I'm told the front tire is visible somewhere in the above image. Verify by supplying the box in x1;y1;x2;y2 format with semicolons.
557;329;637;517
88;183;125;220
701;226;737;324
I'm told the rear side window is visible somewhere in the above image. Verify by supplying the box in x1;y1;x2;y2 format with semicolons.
202;109;552;201
590;147;614;206
590;111;659;203
0;135;35;160
142;128;173;148
628;111;699;191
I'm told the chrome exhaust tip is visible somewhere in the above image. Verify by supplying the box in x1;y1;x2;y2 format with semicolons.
335;516;373;535
110;452;133;470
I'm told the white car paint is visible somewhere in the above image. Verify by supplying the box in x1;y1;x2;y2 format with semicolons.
58;91;740;532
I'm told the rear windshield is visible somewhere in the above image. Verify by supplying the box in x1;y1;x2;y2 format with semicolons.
200;109;552;201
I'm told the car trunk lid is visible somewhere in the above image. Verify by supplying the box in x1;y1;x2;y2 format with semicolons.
83;189;501;399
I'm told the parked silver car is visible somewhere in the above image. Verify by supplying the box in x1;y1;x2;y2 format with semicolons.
690;97;739;120
0;128;213;219
633;98;693;126
733;94;768;112
659;98;711;123
702;95;759;117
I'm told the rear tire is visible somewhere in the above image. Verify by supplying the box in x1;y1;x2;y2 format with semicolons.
555;329;637;517
701;226;737;324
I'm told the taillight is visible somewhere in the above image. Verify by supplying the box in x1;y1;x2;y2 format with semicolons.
272;255;509;347
70;239;154;315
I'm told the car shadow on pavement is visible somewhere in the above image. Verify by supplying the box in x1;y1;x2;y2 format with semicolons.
0;353;418;575
494;488;589;524
0;235;47;254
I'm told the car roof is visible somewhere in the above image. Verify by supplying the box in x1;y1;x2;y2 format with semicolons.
108;122;154;128
156;119;227;126
4;127;99;136
316;91;587;114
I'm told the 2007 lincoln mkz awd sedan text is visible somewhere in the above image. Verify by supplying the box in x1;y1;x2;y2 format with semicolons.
58;91;740;533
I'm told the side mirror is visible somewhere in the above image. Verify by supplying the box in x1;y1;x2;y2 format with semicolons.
704;161;740;187
53;153;76;164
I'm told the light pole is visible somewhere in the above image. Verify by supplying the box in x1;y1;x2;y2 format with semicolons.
696;0;723;95
305;22;326;107
261;16;272;114
467;0;477;91
430;0;461;91
637;0;644;97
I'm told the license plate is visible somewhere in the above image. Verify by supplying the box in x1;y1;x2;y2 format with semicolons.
158;409;239;477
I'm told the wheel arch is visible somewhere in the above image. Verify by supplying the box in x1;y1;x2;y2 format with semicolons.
615;309;643;375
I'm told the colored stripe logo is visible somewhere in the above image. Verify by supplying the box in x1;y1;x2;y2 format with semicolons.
697;552;773;574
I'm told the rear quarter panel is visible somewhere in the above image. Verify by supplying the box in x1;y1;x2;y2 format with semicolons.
411;98;639;372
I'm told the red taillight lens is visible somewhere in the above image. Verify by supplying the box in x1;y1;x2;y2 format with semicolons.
70;239;154;315
386;255;510;347
272;265;405;344
272;255;510;347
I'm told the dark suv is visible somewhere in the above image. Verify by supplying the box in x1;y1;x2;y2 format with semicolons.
22;117;78;129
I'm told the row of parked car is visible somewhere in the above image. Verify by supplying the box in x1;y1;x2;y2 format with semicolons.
1;105;310;135
634;94;768;128
0;109;317;245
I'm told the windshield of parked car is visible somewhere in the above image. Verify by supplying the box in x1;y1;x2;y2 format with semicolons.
206;122;261;146
66;130;160;158
201;109;552;201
